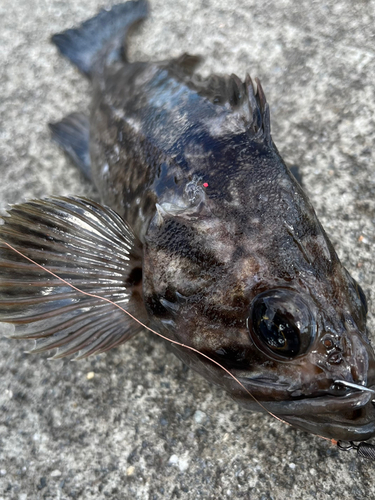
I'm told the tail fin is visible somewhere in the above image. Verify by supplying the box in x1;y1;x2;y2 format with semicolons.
51;0;149;77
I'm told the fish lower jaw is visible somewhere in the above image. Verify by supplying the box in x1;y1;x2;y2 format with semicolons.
237;390;375;440
238;388;372;415
283;412;375;442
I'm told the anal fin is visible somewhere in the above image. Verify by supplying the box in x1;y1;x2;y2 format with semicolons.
0;197;147;359
49;113;92;180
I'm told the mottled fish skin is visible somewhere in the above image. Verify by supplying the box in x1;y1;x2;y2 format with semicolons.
1;0;375;442
84;17;375;440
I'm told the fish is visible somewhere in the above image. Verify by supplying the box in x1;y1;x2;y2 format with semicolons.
0;0;374;445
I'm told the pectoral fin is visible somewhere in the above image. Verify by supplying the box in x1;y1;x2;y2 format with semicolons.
0;197;147;359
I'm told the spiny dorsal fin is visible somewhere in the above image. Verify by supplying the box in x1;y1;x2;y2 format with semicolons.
0;197;146;359
190;72;271;143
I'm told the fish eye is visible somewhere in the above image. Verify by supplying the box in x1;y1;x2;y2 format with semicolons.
248;289;316;360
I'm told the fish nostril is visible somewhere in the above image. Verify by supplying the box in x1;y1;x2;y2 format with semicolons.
322;335;334;349
321;333;349;364
321;334;340;355
328;352;343;364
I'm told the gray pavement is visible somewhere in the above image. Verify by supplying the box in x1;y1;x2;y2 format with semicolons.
1;0;375;498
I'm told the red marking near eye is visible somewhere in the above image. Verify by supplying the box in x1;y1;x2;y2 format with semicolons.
203;182;209;188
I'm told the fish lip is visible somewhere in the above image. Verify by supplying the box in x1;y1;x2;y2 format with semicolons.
280;389;375;441
234;383;375;440
258;391;373;416
234;378;375;440
234;376;373;416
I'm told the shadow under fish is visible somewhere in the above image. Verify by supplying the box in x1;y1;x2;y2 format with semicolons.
1;0;375;449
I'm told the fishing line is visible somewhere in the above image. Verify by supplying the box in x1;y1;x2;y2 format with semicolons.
1;239;336;445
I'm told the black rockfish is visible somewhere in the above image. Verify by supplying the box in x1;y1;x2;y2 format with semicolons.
0;0;374;443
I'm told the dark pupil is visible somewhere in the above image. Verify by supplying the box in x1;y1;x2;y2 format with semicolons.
254;303;300;357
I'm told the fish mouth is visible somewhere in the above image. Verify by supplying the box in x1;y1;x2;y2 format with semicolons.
235;379;373;415
232;377;375;440
278;391;375;441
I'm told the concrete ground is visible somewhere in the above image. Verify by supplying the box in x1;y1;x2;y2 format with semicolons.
1;0;375;498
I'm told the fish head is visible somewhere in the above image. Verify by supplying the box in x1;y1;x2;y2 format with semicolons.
242;278;375;442
142;185;375;441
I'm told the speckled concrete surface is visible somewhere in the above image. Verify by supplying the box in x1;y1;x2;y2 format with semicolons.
1;0;375;499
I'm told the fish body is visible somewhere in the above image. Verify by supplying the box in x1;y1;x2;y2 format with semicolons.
1;0;375;442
